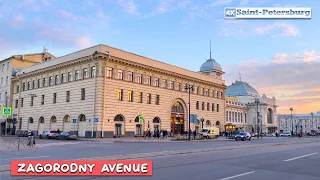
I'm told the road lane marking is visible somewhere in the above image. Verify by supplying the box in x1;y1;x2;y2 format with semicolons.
218;171;255;180
283;152;318;162
2;156;50;161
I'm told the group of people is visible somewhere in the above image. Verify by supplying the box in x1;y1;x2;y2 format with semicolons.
145;129;168;139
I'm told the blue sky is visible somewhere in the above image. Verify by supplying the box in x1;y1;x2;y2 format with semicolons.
0;0;320;113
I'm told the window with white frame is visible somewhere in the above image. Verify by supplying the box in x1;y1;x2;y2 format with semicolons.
117;70;124;80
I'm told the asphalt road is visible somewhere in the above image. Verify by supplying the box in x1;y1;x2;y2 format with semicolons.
1;137;318;166
1;138;320;180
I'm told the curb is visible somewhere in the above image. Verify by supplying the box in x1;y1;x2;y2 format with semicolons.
1;139;319;172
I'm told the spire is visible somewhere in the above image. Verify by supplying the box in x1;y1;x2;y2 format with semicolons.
239;73;242;81
209;39;212;59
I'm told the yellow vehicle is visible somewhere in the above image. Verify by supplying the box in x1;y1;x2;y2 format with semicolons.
200;127;220;139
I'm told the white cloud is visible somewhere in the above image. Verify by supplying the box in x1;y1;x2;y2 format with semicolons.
210;0;232;6
58;10;84;21
75;36;93;49
224;50;320;113
10;14;24;28
117;0;137;14
255;22;299;36
157;0;175;13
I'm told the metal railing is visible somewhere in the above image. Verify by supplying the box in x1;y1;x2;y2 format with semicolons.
0;136;35;151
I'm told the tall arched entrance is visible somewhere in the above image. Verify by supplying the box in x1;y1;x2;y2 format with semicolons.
114;114;125;136
170;100;186;134
153;117;160;132
27;117;33;131
77;114;86;137
38;116;45;134
63;115;71;131
134;116;142;136
50;116;57;131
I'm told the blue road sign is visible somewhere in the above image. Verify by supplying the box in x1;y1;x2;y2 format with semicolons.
72;119;76;123
94;117;98;123
13;114;17;117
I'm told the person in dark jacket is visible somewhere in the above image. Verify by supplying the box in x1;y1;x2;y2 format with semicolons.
193;130;197;140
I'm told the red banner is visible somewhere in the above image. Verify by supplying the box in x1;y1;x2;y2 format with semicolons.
11;160;153;176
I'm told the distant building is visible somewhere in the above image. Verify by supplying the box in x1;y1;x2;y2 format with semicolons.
225;80;278;133
0;51;55;135
277;112;320;134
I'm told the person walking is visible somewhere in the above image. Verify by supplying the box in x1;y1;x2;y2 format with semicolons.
193;130;197;140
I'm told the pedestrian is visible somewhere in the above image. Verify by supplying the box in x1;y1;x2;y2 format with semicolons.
157;129;160;139
145;129;148;139
148;129;151;139
225;131;229;139
193;130;196;140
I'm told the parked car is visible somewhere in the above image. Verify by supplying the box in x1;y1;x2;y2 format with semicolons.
56;132;77;140
235;132;251;141
39;130;58;139
284;131;291;136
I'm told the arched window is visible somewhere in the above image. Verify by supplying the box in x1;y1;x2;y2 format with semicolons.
29;117;34;123
39;116;44;123
114;114;124;121
205;120;211;127
153;117;160;123
79;114;86;122
216;121;220;126
171;101;184;113
64;115;70;122
50;116;57;123
267;108;273;124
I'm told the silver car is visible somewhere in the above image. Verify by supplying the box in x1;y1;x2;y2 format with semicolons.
39;130;58;139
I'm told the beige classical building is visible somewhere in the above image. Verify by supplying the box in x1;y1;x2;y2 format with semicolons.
0;51;55;135
11;44;227;138
225;96;248;132
225;80;278;133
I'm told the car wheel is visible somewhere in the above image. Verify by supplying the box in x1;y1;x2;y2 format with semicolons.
39;135;42;139
249;138;251;141
242;138;245;141
64;137;67;140
46;135;49;139
235;139;238;141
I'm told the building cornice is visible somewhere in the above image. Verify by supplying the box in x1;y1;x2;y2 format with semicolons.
13;55;97;81
108;55;227;89
12;52;227;90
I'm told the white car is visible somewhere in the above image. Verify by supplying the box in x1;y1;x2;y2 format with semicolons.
284;131;291;136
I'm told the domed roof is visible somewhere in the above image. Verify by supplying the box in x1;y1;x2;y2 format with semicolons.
226;81;260;97
200;58;222;72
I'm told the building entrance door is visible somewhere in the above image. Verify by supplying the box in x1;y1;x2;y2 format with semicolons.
1;122;5;135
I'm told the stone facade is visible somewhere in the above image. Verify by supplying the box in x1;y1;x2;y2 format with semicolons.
0;52;55;135
277;112;320;134
11;44;227;138
225;96;248;132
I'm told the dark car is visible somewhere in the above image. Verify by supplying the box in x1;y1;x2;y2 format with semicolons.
56;132;77;140
235;132;251;141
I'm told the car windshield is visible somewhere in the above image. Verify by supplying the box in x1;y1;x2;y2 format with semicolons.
238;133;246;135
202;129;209;132
50;131;58;133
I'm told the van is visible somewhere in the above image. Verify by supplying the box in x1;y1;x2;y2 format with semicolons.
200;127;220;139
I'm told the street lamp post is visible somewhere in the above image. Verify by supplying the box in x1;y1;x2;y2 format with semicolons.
185;84;194;140
290;107;293;137
311;112;314;135
255;98;260;138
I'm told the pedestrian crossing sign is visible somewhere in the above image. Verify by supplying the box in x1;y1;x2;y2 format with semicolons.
2;107;12;116
138;116;144;123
